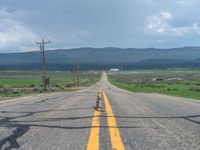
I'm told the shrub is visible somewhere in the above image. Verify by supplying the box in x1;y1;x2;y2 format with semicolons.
29;84;35;88
167;88;171;91
173;88;178;91
189;87;200;92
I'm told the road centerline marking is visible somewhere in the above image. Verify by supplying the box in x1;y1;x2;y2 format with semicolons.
102;90;126;150
87;91;102;150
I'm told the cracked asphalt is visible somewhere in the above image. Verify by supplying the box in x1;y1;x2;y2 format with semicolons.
0;74;200;150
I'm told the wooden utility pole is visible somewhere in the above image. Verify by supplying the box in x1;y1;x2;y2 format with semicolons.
76;60;80;87
36;39;50;91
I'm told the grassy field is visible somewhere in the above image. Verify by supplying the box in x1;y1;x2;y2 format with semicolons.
0;71;101;98
108;69;200;100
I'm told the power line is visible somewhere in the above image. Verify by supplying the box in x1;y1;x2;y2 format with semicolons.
36;39;50;91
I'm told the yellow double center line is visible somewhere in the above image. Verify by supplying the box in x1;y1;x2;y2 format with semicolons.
87;92;101;150
87;90;125;150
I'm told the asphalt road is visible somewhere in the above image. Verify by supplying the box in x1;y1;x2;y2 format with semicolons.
0;73;200;150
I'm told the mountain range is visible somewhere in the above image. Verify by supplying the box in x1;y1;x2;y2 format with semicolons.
0;47;200;70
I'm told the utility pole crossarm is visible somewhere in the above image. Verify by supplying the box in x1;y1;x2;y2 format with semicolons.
36;40;50;45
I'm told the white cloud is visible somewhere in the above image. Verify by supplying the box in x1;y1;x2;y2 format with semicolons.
147;11;172;33
146;11;200;36
0;7;39;52
161;12;172;20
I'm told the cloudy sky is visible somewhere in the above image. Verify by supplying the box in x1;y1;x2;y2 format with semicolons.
0;0;200;52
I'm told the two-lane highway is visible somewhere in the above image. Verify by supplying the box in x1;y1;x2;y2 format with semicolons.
0;73;200;150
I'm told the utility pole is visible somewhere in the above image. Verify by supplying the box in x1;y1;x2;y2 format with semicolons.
76;60;80;87
36;39;50;91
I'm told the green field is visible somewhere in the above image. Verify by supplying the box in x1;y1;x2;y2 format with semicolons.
108;69;200;100
0;71;101;98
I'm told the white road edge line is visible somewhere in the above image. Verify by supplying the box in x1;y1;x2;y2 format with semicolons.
0;96;34;104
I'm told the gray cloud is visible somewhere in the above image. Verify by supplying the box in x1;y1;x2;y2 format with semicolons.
0;0;200;52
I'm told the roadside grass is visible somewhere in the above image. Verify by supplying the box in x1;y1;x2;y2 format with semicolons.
0;71;101;99
108;69;200;100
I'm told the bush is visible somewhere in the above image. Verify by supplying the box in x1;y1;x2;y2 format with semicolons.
167;88;171;91
173;88;178;91
66;83;74;87
33;87;39;92
2;87;10;94
12;89;20;95
29;84;35;88
189;87;200;92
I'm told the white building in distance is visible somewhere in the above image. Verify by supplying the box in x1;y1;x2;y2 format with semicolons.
110;68;120;72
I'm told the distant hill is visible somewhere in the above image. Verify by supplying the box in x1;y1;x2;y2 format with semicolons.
0;47;200;70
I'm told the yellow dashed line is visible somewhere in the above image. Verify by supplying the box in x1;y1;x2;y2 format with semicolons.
87;92;101;150
102;90;126;150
